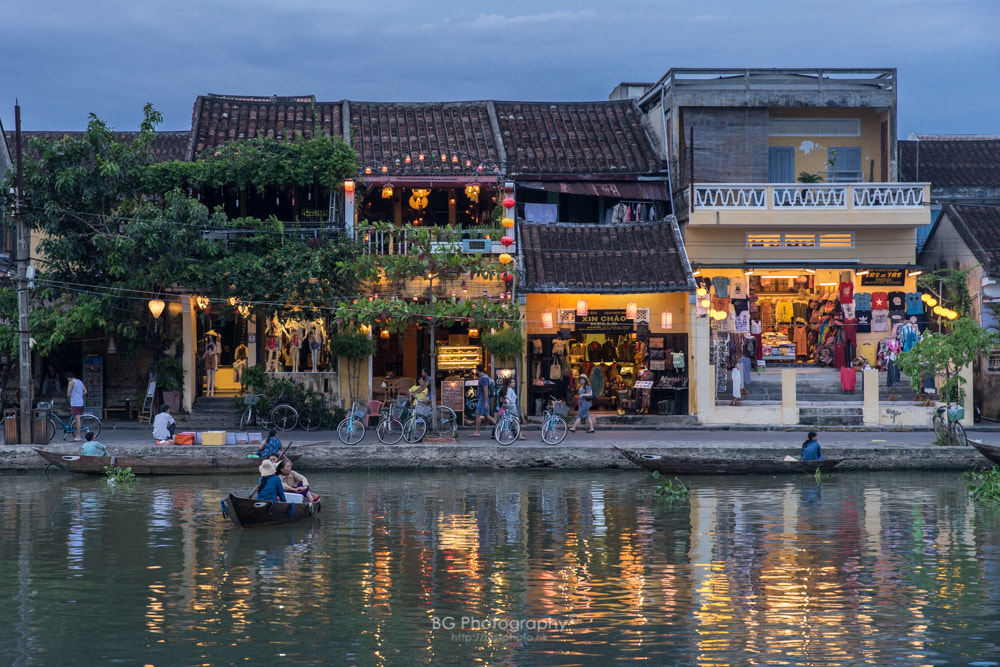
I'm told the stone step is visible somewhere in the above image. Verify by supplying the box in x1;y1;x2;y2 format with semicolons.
798;405;865;426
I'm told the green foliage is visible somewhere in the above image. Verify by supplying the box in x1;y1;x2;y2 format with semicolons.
651;471;690;500
234;375;338;429
965;467;1000;505
482;327;524;361
328;331;377;359
105;465;138;487
917;268;975;319
154;356;184;392
797;171;823;183
897;317;998;404
240;365;268;393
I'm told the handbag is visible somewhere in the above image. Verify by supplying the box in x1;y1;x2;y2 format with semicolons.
549;360;562;380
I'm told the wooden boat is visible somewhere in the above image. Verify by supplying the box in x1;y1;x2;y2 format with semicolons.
970;440;1000;466
34;448;301;475
613;446;842;475
222;493;320;528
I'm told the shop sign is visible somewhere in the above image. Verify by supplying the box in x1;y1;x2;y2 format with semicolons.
440;380;465;415
576;309;635;332
860;269;906;287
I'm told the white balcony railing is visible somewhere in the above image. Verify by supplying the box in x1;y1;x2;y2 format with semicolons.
356;225;510;256
692;183;926;212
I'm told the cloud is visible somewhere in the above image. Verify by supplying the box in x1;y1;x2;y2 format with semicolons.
459;10;598;30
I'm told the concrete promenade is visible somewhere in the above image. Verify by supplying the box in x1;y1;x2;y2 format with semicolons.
3;418;998;472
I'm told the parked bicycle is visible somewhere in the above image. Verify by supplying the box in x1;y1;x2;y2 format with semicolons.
540;399;569;445
39;402;102;442
376;396;457;444
494;401;521;445
240;392;300;432
337;401;368;445
933;403;968;446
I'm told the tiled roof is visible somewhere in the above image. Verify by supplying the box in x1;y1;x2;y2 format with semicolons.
4;130;190;163
942;204;1000;274
188;94;343;159
350;101;500;177
899;139;1000;187
494;101;662;176
520;220;692;293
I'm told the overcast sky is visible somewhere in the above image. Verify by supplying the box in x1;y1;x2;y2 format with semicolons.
2;0;998;138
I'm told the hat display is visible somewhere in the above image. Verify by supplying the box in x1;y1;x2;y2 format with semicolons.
258;459;277;476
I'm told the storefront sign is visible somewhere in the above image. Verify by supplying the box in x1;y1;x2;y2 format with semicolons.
860;269;906;287
440;380;465;415
575;309;635;333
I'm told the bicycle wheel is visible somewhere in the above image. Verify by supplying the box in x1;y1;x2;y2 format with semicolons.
299;404;323;431
240;406;253;431
270;404;299;431
337;418;365;445
932;413;947;440
433;406;457;437
46;418;58;443
81;414;102;438
541;416;567;445
951;422;967;446
495;417;520;445
376;418;404;445
402;417;427;443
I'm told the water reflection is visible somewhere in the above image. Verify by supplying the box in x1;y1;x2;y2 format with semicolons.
0;470;998;666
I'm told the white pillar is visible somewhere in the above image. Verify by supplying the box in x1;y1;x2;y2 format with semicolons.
181;296;197;412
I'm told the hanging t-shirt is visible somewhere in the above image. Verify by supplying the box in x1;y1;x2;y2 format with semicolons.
888;291;906;322
750;319;762;335
841;302;856;320
775;300;794;325
711;276;730;298
730;278;748;300
712;297;730;314
733;309;750;334
872;309;890;332
854;292;872;311
871;292;889;311
858;342;877;367
856;310;872;334
905;292;924;315
839;281;854;304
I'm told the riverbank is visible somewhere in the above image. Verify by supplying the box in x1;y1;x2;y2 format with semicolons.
3;422;997;472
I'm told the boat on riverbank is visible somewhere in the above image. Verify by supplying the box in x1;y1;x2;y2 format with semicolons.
613;446;842;475
34;448;301;475
222;493;320;527
971;440;1000;466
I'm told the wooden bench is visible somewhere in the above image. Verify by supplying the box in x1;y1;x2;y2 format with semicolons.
103;402;138;420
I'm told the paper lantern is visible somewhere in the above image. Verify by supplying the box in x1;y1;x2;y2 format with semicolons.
921;293;931;303
502;217;515;229
696;287;707;298
503;197;515;209
625;302;638;319
501;271;513;282
661;312;673;329
498;253;512;264
577;299;588;317
343;179;355;194
701;298;711;308
926;297;938;307
148;298;165;319
381;329;390;339
501;235;514;246
381;185;394;199
541;312;554;329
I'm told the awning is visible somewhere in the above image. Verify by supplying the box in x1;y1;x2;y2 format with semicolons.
520;180;670;200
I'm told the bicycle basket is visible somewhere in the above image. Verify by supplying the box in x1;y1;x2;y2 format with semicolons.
414;403;432;418
36;401;53;410
351;401;368;420
395;395;409;408
552;400;570;417
948;406;965;422
244;394;260;406
389;403;406;419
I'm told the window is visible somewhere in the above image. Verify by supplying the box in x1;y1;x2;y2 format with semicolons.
747;231;854;249
988;349;1000;374
784;234;816;247
747;233;782;248
770;118;861;136
818;233;854;248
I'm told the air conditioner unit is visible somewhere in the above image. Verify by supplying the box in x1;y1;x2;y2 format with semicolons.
462;239;492;254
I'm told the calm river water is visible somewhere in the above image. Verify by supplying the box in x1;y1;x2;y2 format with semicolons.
1;469;999;666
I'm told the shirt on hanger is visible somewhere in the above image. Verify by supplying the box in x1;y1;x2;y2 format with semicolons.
730;278;748;299
856;310;872;333
854;292;872;311
888;291;906;321
871;292;889;311
711;276;730;298
841;302;856;319
905;292;924;315
839;281;854;304
872;309;890;332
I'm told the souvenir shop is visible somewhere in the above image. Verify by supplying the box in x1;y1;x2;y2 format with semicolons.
697;267;926;391
524;293;690;417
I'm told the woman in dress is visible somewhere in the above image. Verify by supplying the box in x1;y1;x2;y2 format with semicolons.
569;374;596;434
277;458;319;502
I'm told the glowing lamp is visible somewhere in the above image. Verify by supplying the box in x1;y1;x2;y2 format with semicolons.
625;302;638;319
503;197;515;209
541;312;554;329
933;305;943;315
502;217;515;229
661;312;673;329
343;179;355;194
148;298;165;320
921;293;931;303
926;297;938;307
498;253;512;265
501;235;514;247
577;299;588;317
469;328;480;337
381;329;390;339
696;287;708;298
701;298;711;308
381;185;394;198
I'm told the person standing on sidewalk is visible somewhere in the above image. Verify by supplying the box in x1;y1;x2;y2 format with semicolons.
65;372;88;441
471;364;496;437
569;375;596;434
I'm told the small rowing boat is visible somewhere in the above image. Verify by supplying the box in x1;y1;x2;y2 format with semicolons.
35;448;301;475
221;493;320;528
970;440;1000;466
613;446;842;475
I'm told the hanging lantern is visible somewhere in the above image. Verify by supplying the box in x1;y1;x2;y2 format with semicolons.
461;280;468;295
701;298;711;308
503;197;515;209
107;337;117;354
926;297;938;307
501;235;514;247
661;312;673;329
921;293;931;303
469;328;480;338
501;217;515;229
625;302;638;319
500;271;513;282
498;253;512;265
148;298;165;320
541;312;554;329
237;304;250;319
577;299;588;317
696;286;707;298
194;295;210;310
381;329;390;339
381;184;394;199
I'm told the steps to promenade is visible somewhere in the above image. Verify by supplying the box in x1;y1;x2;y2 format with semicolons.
175;396;243;431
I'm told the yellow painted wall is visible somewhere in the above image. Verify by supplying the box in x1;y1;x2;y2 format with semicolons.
525;293;690;335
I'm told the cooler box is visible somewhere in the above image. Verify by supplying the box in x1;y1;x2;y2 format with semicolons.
202;431;226;446
175;432;196;445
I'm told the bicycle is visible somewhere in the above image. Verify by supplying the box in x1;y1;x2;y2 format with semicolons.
932;403;968;446
540;399;569;445
39;402;102;442
337;401;368;445
376;397;408;445
298;399;323;432
493;401;521;445
240;392;299;431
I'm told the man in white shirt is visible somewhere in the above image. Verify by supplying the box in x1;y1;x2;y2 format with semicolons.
152;404;175;442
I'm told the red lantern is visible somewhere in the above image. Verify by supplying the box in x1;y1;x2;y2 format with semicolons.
501;235;514;246
501;271;513;282
503;197;515;209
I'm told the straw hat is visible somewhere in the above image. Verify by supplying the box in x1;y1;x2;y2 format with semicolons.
258;459;277;476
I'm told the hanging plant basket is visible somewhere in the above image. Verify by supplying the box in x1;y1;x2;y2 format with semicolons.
481;327;524;362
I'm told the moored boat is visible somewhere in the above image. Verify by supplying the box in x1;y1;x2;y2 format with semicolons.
34;448;301;475
970;440;1000;466
222;493;320;528
613;446;842;475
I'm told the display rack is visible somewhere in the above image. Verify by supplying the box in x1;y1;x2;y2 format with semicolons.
436;345;482;370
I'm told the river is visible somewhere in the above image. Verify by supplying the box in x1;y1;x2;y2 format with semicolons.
1;469;998;666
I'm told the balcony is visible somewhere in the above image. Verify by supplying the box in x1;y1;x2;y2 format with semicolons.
356;225;512;256
689;182;930;227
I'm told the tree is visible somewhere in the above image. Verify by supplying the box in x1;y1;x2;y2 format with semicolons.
327;332;377;405
897;317;998;404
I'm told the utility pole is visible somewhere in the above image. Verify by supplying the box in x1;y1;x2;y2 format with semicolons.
15;102;32;442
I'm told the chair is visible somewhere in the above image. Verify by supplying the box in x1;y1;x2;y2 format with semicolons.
365;400;383;426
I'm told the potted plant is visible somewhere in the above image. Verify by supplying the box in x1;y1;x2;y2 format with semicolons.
156;356;185;413
482;327;524;365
